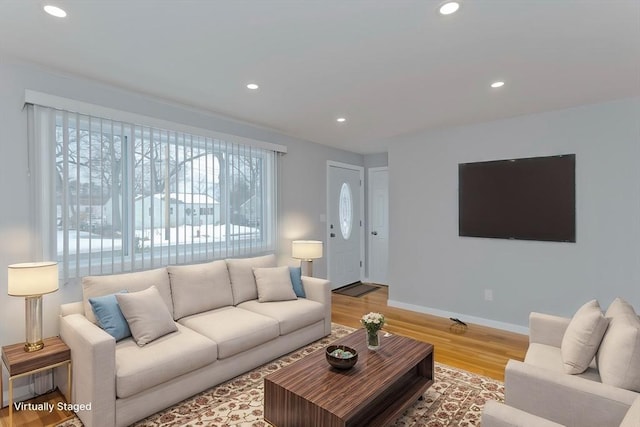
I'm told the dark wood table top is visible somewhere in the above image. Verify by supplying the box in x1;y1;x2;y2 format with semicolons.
2;337;70;376
265;329;434;421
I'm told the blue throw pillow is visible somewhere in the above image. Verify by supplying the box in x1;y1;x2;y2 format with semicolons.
89;291;131;341
289;266;306;298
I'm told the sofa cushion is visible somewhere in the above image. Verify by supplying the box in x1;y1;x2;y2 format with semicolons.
525;343;602;383
254;266;297;303
179;306;279;358
88;291;131;341
289;266;306;298
168;260;233;320
115;324;217;398
82;267;173;323
238;299;325;335
226;254;276;304
561;299;609;374
620;396;640;427
597;298;640;392
116;286;178;346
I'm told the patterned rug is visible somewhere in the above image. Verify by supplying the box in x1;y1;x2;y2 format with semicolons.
59;324;503;427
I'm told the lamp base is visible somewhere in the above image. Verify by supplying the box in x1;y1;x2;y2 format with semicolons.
303;260;314;277
24;295;45;352
24;340;44;352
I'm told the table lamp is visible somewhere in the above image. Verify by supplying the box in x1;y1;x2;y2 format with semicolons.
292;240;323;277
8;262;59;352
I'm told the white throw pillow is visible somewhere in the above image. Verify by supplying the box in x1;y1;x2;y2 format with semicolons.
253;266;297;303
561;300;609;374
116;285;178;346
597;298;640;392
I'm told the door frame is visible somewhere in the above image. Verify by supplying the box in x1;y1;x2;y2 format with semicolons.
367;166;389;284
326;161;365;284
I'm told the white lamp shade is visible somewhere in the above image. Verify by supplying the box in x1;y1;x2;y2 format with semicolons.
8;262;59;296
292;240;323;260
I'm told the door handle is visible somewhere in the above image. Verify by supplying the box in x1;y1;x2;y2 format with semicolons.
371;231;378;236
330;233;336;238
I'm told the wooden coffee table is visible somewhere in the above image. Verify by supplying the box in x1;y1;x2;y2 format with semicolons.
264;330;434;427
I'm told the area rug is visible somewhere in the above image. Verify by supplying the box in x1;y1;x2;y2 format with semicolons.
332;282;381;297
58;324;503;427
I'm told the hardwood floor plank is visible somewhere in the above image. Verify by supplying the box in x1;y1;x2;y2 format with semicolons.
332;285;528;381
0;388;73;427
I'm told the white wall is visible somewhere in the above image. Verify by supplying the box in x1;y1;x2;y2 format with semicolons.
278;135;363;275
0;57;362;402
388;98;640;332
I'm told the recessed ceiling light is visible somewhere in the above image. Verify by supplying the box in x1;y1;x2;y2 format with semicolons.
246;83;259;90
336;117;346;123
439;1;460;15
43;5;67;18
491;81;505;88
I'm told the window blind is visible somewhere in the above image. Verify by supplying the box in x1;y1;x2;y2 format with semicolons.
28;104;279;281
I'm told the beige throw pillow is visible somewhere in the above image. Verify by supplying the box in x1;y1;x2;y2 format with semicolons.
253;266;297;303
168;260;233;320
82;267;173;323
116;285;178;346
561;300;609;374
226;254;277;304
597;298;640;392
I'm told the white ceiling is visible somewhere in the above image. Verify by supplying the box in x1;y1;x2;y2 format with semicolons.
1;0;639;154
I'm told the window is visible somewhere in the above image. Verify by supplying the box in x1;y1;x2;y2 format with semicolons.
199;207;215;216
339;182;353;239
28;103;280;280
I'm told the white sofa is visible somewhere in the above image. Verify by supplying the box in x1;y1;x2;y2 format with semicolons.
59;254;332;427
498;299;640;427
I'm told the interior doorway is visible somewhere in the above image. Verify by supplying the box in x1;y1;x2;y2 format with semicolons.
368;167;388;284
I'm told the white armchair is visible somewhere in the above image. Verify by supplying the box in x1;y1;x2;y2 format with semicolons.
499;306;639;427
481;396;640;427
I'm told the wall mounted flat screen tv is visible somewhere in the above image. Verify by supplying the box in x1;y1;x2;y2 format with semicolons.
458;154;575;242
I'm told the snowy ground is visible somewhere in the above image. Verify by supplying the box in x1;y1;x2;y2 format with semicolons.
58;223;258;255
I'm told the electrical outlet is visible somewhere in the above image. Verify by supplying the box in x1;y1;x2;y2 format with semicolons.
484;289;493;301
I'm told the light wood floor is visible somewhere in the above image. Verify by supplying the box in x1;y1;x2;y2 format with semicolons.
332;285;529;381
0;389;73;427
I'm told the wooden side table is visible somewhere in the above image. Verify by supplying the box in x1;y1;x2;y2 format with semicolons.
1;337;72;427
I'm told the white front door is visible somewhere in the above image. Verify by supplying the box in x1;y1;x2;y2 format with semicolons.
368;167;389;284
327;163;363;289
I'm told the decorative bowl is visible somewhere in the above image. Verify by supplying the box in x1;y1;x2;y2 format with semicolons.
326;345;358;370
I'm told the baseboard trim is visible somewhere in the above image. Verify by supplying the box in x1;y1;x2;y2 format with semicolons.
387;299;529;335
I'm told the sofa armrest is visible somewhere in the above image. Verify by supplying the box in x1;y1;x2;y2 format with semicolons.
301;276;332;336
505;360;638;427
529;312;571;347
482;400;565;427
60;313;116;427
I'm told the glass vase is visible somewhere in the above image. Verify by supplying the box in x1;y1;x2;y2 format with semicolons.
367;329;380;350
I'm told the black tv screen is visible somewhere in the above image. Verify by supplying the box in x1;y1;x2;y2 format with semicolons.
458;154;575;242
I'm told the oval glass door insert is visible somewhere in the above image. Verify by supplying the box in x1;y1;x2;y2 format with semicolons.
339;182;353;239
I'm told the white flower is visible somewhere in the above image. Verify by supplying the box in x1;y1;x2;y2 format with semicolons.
361;312;385;332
